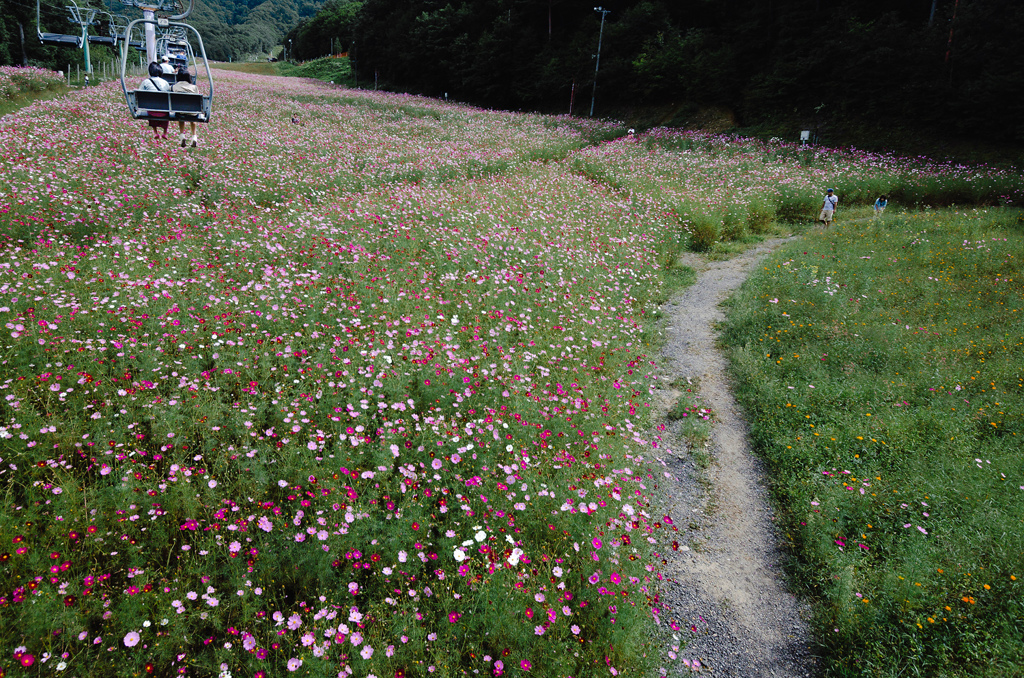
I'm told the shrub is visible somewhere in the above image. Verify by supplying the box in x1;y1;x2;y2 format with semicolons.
721;205;748;241
687;213;721;251
745;198;777;233
775;185;818;222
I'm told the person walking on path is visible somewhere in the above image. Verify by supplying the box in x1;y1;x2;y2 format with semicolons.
819;188;838;226
873;195;888;218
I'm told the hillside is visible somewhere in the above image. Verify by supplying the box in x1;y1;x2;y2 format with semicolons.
0;0;319;66
2;66;1023;678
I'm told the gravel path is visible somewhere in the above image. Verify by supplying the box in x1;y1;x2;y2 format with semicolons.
654;238;818;677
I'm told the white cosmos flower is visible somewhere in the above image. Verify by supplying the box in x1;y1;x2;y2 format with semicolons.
453;549;466;562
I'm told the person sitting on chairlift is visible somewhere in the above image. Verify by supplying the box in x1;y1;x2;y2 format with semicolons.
172;66;200;148
139;62;171;139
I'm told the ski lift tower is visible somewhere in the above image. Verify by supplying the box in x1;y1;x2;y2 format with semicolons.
116;0;193;65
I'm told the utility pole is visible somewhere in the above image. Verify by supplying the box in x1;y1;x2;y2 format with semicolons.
589;6;609;117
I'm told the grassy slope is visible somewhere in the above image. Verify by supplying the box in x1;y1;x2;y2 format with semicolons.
722;210;1024;676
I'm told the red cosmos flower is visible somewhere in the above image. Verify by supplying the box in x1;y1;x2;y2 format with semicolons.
144;664;155;674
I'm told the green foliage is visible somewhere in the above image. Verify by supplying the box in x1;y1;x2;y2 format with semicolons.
686;213;720;253
283;55;353;85
745;197;777;234
285;0;362;61
722;208;1024;677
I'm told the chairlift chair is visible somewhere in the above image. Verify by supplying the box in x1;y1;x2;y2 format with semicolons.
36;0;83;47
87;34;117;47
87;10;129;47
120;16;213;123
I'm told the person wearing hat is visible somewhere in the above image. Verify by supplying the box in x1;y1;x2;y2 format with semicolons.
159;54;176;77
819;188;838;227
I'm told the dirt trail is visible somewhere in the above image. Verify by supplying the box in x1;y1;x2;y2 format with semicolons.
656;238;817;677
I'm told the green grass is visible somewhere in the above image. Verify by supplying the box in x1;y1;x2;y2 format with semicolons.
722;207;1024;677
0;67;69;117
210;62;283;76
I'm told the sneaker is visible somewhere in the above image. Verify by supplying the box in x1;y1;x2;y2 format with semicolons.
190;135;198;148
180;134;187;148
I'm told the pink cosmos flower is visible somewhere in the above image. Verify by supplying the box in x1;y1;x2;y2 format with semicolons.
123;631;141;647
521;660;532;671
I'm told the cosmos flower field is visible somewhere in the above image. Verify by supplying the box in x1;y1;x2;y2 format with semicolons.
1;68;1021;677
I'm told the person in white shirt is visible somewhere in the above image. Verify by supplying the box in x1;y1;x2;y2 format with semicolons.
139;62;171;139
819;188;838;226
159;54;176;77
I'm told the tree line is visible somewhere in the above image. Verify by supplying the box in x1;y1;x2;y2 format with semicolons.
4;0;1020;144
287;0;1022;144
